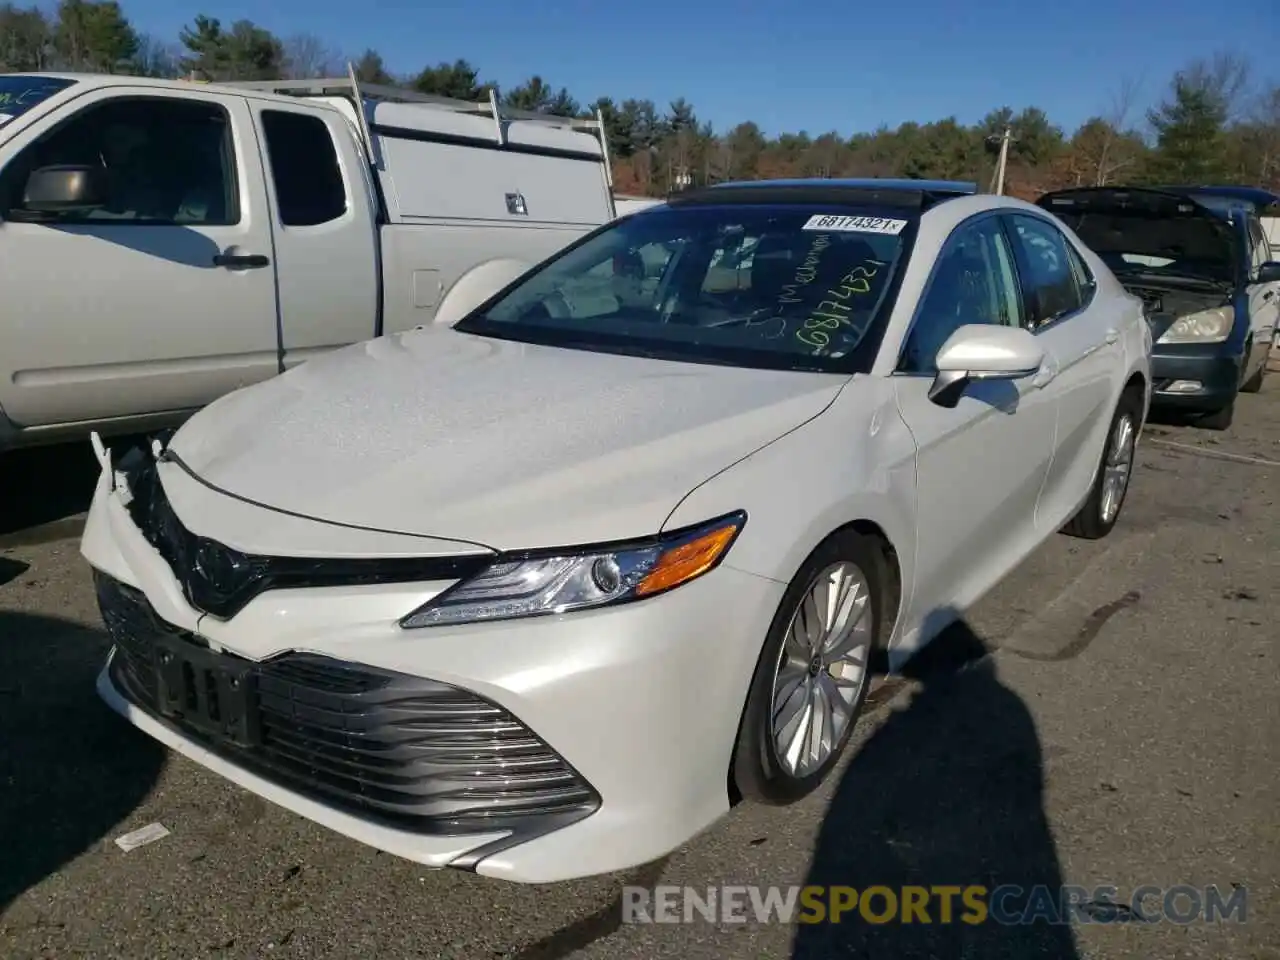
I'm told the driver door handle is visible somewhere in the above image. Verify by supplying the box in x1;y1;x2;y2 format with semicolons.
1264;290;1275;301
213;252;270;269
1105;328;1119;344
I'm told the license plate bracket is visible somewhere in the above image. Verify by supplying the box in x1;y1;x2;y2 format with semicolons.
153;635;260;747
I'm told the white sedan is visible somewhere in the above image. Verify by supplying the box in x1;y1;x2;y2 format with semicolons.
80;178;1151;884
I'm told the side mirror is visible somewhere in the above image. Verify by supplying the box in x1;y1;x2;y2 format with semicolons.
430;257;532;327
1255;261;1280;284
15;164;107;218
928;324;1046;408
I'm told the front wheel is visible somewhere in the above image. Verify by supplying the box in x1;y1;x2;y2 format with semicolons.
731;530;885;804
1062;389;1141;540
1198;397;1236;431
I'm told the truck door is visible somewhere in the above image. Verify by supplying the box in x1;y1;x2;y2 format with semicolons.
0;86;279;428
248;101;379;367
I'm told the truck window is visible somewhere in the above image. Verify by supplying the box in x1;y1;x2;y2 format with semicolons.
260;110;347;226
0;96;238;225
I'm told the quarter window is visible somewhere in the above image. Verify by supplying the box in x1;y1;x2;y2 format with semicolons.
901;217;1024;374
0;96;238;225
260;110;347;226
1008;214;1084;326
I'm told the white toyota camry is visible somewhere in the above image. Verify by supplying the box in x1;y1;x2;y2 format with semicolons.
81;178;1151;884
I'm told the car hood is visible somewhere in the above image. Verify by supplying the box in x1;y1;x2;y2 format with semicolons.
165;327;847;550
1036;186;1240;284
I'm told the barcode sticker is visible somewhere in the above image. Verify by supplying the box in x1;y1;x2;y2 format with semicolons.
801;214;907;235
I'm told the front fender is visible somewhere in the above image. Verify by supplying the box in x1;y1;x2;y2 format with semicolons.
662;377;918;637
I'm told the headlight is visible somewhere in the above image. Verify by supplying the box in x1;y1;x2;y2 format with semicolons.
400;511;746;628
1157;307;1232;344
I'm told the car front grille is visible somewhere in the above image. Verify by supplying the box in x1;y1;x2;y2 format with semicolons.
96;571;600;835
119;451;492;620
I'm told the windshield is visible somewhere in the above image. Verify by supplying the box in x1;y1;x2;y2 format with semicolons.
0;76;76;129
1052;208;1235;284
454;204;913;372
1186;194;1247;216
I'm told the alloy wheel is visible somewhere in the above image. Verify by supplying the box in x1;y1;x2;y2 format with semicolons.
1100;412;1136;524
769;561;873;778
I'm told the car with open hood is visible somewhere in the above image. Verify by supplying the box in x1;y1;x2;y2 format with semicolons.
80;178;1151;884
1037;186;1280;430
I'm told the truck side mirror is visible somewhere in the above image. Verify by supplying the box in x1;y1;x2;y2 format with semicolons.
17;164;108;217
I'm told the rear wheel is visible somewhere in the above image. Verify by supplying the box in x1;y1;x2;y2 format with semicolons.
731;530;884;804
1063;389;1141;540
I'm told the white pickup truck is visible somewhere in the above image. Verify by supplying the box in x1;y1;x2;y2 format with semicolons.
0;71;617;451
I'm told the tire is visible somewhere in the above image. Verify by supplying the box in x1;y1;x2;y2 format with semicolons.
1062;388;1142;540
731;529;886;804
1239;353;1265;393
1198;398;1235;431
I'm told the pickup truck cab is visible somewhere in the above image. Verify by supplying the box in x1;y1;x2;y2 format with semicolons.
0;71;616;450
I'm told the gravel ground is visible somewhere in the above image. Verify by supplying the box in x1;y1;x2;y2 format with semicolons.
1;381;1278;960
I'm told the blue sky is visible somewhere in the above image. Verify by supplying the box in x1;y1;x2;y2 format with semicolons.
124;0;1278;138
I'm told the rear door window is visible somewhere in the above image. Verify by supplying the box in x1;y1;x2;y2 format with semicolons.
260;110;348;226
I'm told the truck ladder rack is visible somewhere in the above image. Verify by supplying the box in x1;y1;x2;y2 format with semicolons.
224;66;614;189
223;74;602;131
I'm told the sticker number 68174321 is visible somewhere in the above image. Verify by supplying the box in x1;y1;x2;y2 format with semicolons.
801;214;907;235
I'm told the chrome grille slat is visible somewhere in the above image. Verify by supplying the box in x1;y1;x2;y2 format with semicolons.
95;571;599;835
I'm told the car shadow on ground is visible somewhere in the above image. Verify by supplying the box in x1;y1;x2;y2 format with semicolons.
0;442;100;539
1;435;159;542
0;610;165;913
792;616;1080;960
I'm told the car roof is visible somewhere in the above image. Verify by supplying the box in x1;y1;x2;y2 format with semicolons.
666;178;979;212
1158;184;1280;210
4;71;325;109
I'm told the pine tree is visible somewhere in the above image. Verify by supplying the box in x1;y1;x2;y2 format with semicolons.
1147;74;1230;182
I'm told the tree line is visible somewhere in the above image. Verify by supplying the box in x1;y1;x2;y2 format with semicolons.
2;0;1278;200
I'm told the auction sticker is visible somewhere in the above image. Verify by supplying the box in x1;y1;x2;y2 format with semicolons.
801;214;907;235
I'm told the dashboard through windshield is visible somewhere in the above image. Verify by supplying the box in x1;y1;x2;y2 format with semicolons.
455;204;914;372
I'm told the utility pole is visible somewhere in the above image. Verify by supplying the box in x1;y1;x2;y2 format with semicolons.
987;126;1017;195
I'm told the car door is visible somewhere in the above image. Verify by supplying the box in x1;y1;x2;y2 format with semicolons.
1246;216;1278;361
0;86;278;428
1004;212;1122;531
249;101;380;368
892;213;1059;621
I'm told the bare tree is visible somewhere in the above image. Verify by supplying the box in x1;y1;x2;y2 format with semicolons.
282;32;341;79
1181;50;1252;120
1243;82;1280;186
1094;74;1142;185
132;33;180;77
